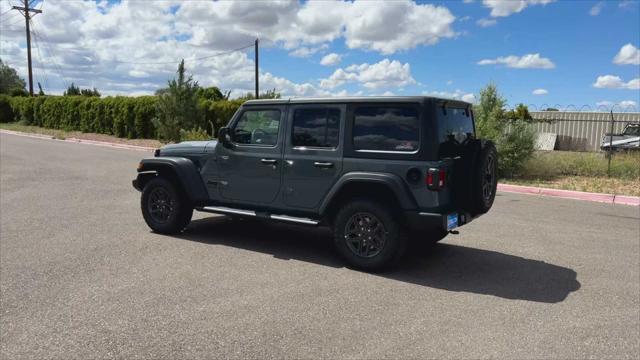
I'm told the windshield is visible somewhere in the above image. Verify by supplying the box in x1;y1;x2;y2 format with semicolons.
623;125;640;136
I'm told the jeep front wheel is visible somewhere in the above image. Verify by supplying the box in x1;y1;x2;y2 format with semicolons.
141;177;193;234
333;200;406;271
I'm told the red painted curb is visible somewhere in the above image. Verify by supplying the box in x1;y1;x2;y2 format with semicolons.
497;183;639;206
4;129;638;206
539;187;614;204
613;195;640;206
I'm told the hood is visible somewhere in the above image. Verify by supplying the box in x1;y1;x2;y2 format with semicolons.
160;140;218;155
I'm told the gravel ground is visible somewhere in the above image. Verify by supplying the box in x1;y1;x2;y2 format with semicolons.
1;133;639;359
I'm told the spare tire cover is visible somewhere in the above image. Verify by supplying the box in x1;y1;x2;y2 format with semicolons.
470;140;498;215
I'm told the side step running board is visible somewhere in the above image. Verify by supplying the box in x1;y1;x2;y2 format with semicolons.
197;206;319;226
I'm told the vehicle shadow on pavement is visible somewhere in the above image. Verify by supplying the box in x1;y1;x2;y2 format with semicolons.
176;216;580;304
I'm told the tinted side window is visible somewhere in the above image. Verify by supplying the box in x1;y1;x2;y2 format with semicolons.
232;109;281;146
438;107;474;157
292;108;340;148
353;106;419;152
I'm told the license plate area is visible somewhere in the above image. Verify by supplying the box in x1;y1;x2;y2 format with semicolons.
446;213;458;230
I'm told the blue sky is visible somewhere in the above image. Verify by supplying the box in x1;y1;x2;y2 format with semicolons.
0;0;638;111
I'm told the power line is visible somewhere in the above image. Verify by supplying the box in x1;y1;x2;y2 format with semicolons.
29;19;49;91
29;22;68;89
110;43;255;65
0;15;23;28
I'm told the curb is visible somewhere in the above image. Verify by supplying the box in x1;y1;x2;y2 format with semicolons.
1;129;155;152
497;183;640;206
3;129;638;206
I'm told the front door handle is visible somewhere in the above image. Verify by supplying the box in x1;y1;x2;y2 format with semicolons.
314;161;334;168
260;158;277;165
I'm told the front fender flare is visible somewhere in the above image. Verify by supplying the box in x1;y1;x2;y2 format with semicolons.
135;157;208;204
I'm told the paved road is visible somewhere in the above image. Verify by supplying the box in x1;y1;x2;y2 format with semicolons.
1;132;639;359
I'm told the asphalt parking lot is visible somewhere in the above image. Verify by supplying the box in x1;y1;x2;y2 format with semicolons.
1;132;639;359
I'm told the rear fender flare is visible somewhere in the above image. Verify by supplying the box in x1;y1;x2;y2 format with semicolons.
318;172;417;215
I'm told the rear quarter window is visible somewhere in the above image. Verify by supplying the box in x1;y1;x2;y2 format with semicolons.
438;106;474;157
352;106;419;152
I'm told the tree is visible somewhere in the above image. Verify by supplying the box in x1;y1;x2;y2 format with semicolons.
239;88;281;100
64;83;81;96
0;59;27;95
154;60;200;142
80;88;100;97
473;84;535;177
197;86;229;101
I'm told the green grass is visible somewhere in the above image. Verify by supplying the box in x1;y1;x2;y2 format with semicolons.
3;122;638;196
0;122;70;140
515;151;639;180
505;151;640;196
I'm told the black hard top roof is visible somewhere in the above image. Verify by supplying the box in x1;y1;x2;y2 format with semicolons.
243;96;471;108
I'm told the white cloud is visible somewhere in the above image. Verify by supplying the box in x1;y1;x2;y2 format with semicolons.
477;18;498;27
593;75;640;89
589;2;604;16
179;0;455;55
613;43;640;65
0;0;459;96
320;59;416;89
423;89;477;104
288;44;328;58
532;88;548;95
320;53;342;66
619;100;638;109
343;1;455;54
596;100;638;111
477;53;555;69
482;0;555;17
619;1;635;9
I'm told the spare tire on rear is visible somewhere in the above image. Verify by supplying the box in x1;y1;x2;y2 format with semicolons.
469;140;498;215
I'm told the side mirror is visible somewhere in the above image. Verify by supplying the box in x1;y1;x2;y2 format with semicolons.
218;127;234;149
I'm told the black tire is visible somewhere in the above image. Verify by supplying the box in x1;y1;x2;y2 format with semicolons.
141;177;193;234
333;199;406;272
470;141;498;215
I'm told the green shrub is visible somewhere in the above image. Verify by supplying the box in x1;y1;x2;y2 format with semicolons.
180;127;210;142
474;85;536;177
3;92;244;142
154;60;200;142
497;120;536;176
0;95;14;122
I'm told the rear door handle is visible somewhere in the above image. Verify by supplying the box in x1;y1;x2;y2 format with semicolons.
314;161;334;168
260;158;277;165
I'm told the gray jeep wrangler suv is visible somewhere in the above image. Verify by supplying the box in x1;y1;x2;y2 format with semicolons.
133;96;497;271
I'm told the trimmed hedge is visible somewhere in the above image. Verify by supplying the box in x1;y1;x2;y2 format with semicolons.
5;95;243;140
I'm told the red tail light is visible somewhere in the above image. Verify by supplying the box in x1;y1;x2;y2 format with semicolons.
439;169;446;187
426;168;446;190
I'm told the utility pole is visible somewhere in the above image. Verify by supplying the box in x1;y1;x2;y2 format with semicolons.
254;38;259;99
12;0;42;96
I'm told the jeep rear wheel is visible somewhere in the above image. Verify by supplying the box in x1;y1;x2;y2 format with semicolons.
141;177;193;234
333;200;406;271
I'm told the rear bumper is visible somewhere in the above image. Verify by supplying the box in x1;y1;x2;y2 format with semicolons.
404;210;474;232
